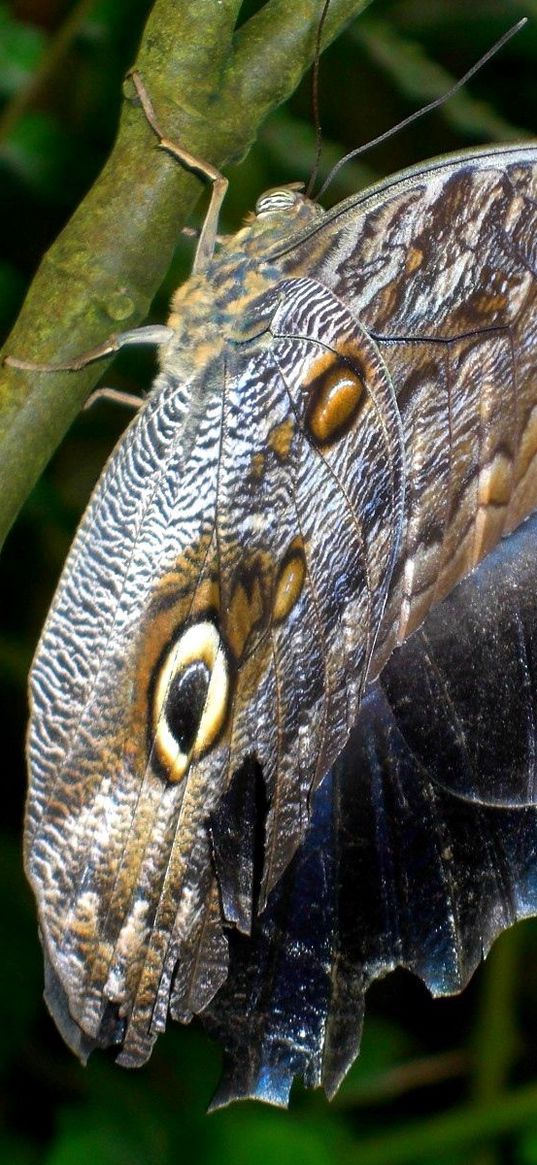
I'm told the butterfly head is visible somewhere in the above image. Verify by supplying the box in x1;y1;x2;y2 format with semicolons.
254;182;306;216
237;183;324;244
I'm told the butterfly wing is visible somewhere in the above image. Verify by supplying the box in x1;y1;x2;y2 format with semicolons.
203;509;537;1107
26;355;235;1064
26;144;537;1070
25;295;405;1065
274;145;537;672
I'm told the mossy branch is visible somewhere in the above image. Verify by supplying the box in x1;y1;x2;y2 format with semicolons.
0;0;368;550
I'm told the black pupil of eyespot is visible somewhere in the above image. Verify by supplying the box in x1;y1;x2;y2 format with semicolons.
165;661;210;753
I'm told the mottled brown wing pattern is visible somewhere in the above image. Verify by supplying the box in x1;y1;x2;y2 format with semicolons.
26;280;405;1066
274;148;537;671
25;145;537;1069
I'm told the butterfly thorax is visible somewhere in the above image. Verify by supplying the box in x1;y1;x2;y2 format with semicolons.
165;189;324;363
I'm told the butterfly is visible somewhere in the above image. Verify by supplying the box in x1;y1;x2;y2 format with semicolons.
18;59;537;1097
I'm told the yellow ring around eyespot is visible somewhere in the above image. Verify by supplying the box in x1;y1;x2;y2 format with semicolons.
153;621;229;783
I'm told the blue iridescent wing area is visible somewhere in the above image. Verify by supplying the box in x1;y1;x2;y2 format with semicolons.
203;512;537;1107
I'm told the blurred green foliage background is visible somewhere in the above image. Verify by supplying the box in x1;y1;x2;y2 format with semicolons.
2;1;537;1162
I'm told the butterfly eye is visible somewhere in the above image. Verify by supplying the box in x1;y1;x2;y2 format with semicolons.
152;621;230;782
255;187;300;217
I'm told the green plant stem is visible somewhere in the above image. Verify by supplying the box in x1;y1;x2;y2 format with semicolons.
469;926;522;1165
471;927;521;1102
0;0;368;552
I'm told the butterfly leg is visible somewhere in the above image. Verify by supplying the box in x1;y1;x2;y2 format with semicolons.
3;323;174;373
83;386;143;412
128;71;228;274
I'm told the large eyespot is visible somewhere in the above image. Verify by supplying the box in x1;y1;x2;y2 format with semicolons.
152;621;230;783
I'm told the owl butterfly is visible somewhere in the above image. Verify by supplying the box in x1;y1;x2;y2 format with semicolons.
17;44;537;1104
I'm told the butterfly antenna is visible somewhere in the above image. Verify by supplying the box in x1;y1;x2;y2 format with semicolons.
306;0;332;198
316;17;528;201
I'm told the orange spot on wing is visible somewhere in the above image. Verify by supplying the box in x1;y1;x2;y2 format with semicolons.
267;417;294;460
406;246;423;272
227;575;265;659
273;540;306;623
306;359;364;445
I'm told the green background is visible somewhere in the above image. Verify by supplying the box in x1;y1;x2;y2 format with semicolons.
1;1;537;1162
